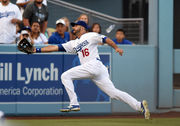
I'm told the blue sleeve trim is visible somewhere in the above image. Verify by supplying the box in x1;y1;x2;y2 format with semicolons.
102;37;107;43
58;44;66;52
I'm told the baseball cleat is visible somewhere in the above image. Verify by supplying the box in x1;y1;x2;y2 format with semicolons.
141;100;150;119
60;105;80;112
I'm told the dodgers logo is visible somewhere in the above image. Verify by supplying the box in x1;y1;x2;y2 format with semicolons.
73;40;89;53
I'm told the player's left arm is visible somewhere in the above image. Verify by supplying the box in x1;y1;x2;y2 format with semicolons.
33;45;65;53
105;38;123;56
33;40;74;53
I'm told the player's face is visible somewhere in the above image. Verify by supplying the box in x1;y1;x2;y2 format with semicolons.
56;24;66;35
72;25;81;35
31;22;40;33
92;24;100;33
116;31;125;41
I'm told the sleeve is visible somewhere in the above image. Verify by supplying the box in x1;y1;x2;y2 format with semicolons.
23;3;33;19
58;44;65;51
62;40;76;53
93;33;107;44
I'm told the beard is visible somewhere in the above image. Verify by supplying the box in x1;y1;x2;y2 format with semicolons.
73;28;81;36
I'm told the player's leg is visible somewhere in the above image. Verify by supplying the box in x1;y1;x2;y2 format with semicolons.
60;64;93;112
92;77;141;111
92;65;150;119
93;78;150;119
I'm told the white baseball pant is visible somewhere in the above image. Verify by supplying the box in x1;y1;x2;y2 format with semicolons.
61;59;141;111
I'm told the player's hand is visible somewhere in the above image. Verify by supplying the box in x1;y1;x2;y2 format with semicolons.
115;48;123;56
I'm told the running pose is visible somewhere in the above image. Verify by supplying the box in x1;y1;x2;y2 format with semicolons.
34;21;150;119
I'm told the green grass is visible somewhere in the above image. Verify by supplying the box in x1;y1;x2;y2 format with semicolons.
3;118;180;126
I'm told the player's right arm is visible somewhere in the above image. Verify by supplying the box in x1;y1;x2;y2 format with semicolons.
105;38;123;56
94;33;123;56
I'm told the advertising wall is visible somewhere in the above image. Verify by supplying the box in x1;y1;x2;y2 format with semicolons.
0;53;110;104
0;45;158;114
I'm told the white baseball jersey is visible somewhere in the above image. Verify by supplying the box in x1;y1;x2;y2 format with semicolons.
0;3;22;44
61;32;142;111
62;32;106;64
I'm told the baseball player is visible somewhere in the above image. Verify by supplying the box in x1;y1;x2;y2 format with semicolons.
33;21;150;119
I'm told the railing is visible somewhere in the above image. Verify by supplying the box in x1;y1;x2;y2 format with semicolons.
48;0;144;44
